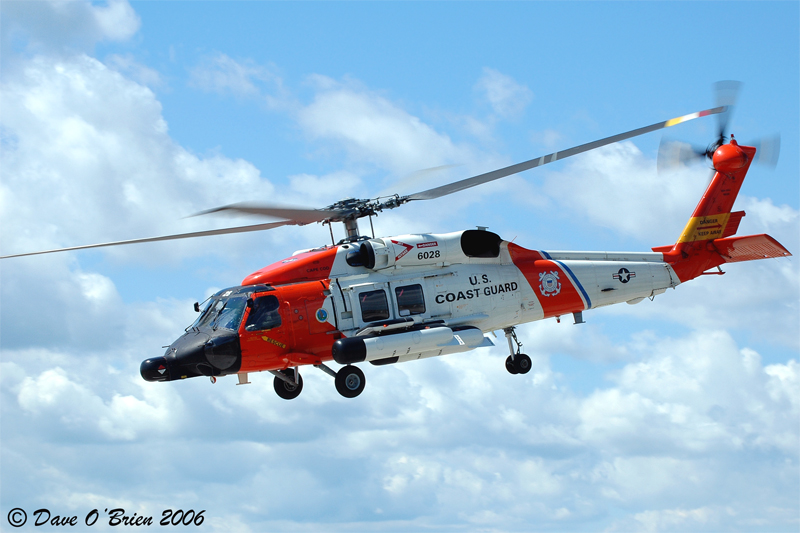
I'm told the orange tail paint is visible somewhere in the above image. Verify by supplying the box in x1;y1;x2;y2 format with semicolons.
653;138;791;281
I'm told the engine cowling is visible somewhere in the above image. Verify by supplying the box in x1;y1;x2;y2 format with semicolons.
345;230;503;271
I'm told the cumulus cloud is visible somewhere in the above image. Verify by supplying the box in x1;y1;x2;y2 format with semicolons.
296;76;469;176
0;4;797;532
540;141;709;243
582;330;799;454
475;67;534;119
0;53;286;263
16;367;182;441
189;52;289;107
585;187;799;350
104;53;163;89
1;0;139;64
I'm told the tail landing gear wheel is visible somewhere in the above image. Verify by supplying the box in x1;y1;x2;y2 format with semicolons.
514;354;532;374
505;356;518;375
503;327;530;375
335;365;365;398
273;370;303;400
506;354;531;375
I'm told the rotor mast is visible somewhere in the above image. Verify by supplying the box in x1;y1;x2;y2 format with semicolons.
343;217;361;241
325;196;402;243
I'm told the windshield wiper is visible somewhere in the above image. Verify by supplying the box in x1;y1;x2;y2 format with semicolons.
210;301;229;331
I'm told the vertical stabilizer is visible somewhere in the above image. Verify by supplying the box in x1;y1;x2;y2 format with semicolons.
653;138;791;281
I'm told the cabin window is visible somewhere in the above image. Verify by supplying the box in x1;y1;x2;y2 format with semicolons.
244;295;281;331
359;289;390;322
395;284;425;316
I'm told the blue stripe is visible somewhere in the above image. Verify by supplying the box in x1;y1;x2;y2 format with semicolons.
554;260;592;309
540;250;552;259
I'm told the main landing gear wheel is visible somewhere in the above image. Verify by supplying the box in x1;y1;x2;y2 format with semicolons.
506;353;532;375
273;370;303;400
335;365;365;398
505;356;518;375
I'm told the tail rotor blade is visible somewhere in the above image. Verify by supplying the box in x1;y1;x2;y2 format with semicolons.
750;134;781;168
714;80;742;141
657;138;708;173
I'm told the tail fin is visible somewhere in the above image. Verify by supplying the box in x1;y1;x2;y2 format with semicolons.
653;138;791;281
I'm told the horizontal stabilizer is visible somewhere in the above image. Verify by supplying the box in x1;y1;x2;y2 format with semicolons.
711;234;791;263
721;211;746;238
651;244;673;254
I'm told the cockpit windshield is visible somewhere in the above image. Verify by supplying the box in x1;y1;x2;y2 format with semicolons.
191;294;248;331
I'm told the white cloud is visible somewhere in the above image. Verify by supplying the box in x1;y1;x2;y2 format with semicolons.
0;7;797;531
606;505;732;533
191;53;273;97
531;128;565;150
104;53;163;88
287;171;363;205
582;330;799;455
16;367;183;441
1;0;139;62
741;195;800;230
541;141;708;243
475;67;533;119
0;54;286;263
90;0;140;42
297;78;469;175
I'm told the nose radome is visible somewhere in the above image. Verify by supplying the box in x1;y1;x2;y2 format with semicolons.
140;356;170;382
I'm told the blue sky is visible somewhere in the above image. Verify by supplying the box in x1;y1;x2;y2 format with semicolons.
1;1;798;531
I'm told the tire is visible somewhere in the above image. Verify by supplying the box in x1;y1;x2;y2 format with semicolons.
514;354;532;375
335;365;366;398
273;370;303;400
505;355;518;375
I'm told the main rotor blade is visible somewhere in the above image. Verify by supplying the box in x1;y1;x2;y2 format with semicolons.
193;203;344;224
405;106;726;202
0;220;295;259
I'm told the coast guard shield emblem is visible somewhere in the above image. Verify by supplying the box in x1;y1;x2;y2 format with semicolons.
539;271;561;297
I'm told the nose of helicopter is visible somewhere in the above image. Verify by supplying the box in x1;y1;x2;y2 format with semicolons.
140;356;170;382
140;330;242;382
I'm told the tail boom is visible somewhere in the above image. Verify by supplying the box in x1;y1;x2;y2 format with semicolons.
653;139;791;281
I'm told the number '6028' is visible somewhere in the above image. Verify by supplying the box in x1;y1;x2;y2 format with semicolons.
418;250;440;260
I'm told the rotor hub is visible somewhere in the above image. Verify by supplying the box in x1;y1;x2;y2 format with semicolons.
712;141;749;173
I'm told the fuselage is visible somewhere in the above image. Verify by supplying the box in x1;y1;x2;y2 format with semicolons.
142;229;680;382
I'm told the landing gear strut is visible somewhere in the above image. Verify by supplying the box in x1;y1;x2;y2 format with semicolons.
504;327;531;375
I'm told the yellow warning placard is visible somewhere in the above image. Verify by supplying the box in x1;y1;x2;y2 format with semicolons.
677;213;731;243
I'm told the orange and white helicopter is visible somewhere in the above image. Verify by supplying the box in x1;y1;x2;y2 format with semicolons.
2;84;791;400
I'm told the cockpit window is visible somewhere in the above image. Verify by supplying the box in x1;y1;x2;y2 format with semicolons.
214;297;247;331
245;295;281;331
191;295;248;331
192;299;221;329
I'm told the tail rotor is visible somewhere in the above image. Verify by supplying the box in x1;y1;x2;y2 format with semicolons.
657;81;779;173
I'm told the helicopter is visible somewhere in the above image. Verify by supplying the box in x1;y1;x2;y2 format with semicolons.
1;84;791;400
